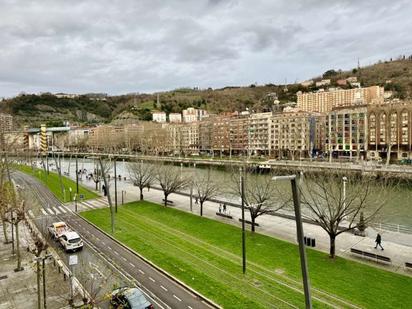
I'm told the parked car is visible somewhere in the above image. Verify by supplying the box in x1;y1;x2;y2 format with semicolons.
48;222;68;239
110;287;153;309
59;231;83;252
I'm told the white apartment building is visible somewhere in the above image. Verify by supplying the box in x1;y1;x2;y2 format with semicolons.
152;111;167;123
0;113;13;132
182;108;208;123
248;112;272;155
169;113;182;123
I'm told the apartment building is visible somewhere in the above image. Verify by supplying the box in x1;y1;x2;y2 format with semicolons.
367;103;412;160
297;86;384;113
269;110;318;159
248;112;272;156
180;122;200;154
325;106;368;159
199;117;214;153
169;113;182;123
152;111;167;123
182;108;208;123
211;115;231;154
229;115;249;154
0;113;13;132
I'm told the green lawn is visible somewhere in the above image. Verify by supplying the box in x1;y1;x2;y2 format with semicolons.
16;164;99;202
81;201;412;309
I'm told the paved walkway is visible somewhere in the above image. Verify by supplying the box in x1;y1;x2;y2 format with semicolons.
73;176;412;276
0;223;74;309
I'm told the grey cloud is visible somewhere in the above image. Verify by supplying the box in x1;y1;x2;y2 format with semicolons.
0;0;411;97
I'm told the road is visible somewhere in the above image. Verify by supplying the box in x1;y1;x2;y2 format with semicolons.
13;171;214;309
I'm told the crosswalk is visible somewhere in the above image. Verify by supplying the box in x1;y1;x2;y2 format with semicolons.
27;197;109;218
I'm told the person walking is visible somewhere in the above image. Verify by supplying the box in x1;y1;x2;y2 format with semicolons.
375;233;384;250
223;203;226;213
102;184;107;197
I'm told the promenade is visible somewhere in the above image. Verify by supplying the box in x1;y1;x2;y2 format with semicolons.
75;175;412;276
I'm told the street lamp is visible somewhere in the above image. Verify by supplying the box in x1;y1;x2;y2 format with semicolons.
272;174;312;309
342;176;348;212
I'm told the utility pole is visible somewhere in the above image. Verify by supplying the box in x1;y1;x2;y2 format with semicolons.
273;175;312;309
75;155;79;195
240;169;246;274
114;158;118;213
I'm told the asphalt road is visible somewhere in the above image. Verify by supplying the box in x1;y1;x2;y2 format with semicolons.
13;171;213;309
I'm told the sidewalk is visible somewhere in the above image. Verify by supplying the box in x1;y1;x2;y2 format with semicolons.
0;223;73;309
78;176;412;276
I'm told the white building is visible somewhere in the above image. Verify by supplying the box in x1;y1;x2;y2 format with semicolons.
169;113;182;123
152;111;167;123
182;108;208;123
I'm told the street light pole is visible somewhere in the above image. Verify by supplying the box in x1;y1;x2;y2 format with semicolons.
342;176;347;210
272;174;312;309
240;169;246;274
114;158;118;213
75;155;79;195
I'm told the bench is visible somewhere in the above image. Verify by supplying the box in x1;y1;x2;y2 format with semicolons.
350;248;391;264
238;219;260;227
216;212;233;219
162;199;174;205
64;172;69;176
405;262;412;270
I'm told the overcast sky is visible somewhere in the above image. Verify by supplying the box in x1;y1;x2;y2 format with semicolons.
1;0;411;97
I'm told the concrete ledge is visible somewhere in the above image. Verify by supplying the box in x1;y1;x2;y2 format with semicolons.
75;213;222;309
216;212;233;219
238;218;260;227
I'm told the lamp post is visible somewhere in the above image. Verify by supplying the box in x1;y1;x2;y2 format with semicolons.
240;168;246;274
272;174;312;309
342;176;347;208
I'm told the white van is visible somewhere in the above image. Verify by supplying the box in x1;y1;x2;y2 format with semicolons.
59;231;83;252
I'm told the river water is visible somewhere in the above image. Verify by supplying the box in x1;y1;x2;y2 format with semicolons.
44;158;412;227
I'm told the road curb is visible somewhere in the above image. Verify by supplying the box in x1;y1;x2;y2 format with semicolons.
74;212;222;309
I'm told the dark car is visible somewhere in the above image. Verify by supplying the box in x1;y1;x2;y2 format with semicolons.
110;287;154;309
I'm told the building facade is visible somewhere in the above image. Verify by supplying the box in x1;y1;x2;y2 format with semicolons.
297;86;384;113
0;113;13;132
152;111;167;123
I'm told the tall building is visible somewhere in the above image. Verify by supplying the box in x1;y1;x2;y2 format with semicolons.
248;112;272;156
367;103;412;161
269;110;318;159
325;106;368;159
169;113;182;123
297;86;384;112
0;113;13;132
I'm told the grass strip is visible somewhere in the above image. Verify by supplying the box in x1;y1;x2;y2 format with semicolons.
82;201;412;309
15;164;99;202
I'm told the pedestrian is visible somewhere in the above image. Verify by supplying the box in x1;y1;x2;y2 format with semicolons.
375;233;384;250
102;184;107;197
223;203;226;213
219;204;222;213
147;185;150;192
195;197;198;204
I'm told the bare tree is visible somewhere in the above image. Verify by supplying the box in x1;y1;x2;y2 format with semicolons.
232;169;289;232
193;170;220;216
127;160;155;201
300;172;393;258
155;164;189;207
91;159;111;191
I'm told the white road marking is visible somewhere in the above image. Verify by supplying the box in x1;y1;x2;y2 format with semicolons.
101;241;105;245
138;269;145;274
28;210;35;218
160;285;168;292
114;251;119;256
122;257;127;261
58;206;66;213
108;246;112;250
188;306;193;309
129;263;135;268
62;205;72;213
41;209;47;215
173;295;182;302
149;277;155;282
53;207;61;215
45;208;54;215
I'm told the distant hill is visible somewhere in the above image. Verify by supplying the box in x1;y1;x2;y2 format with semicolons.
2;57;411;127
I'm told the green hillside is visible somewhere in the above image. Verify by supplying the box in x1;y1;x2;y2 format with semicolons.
2;58;412;127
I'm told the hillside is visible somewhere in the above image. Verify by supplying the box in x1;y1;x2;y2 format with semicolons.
2;58;412;127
